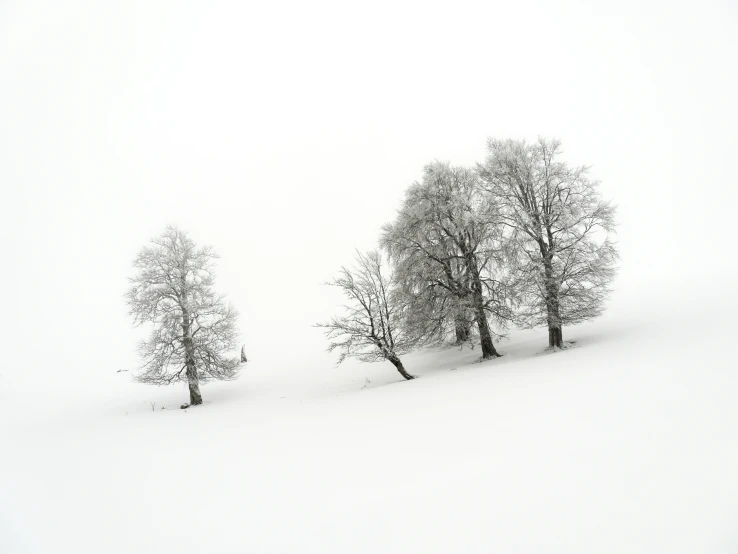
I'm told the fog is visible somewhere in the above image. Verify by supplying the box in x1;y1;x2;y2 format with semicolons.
1;0;736;386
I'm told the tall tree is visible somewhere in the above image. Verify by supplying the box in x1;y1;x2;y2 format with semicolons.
317;250;416;380
126;226;241;405
382;161;510;360
479;138;618;348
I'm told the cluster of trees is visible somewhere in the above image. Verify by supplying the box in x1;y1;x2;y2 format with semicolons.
125;137;617;405
318;138;618;380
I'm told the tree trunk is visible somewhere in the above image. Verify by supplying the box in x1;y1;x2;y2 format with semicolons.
465;253;500;359
454;314;471;344
548;325;563;349
182;307;203;405
543;259;563;349
186;358;203;405
389;355;416;380
474;304;499;359
546;294;563;348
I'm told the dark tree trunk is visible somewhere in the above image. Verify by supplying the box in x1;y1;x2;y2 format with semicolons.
465;253;500;359
389;355;416;380
548;325;563;349
474;305;499;359
186;359;203;405
542;256;563;349
182;307;203;405
546;294;563;348
454;314;471;344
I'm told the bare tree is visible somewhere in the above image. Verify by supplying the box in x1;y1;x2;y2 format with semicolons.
126;226;241;405
479;138;618;348
317;250;416;380
381;161;511;360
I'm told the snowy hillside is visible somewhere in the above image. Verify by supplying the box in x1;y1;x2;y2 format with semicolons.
2;280;737;554
2;0;738;551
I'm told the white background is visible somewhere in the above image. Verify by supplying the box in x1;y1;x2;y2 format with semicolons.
1;0;737;410
2;3;738;553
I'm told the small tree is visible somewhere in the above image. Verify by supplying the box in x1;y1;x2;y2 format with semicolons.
317;250;416;380
479;138;618;348
126;226;241;405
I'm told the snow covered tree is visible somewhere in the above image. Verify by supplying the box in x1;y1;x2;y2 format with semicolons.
317;250;416;380
384;230;475;347
381;161;512;360
126;226;241;405
479;138;618;348
400;260;475;347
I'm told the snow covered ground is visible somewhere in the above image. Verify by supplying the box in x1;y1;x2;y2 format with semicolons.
2;278;737;554
3;0;737;551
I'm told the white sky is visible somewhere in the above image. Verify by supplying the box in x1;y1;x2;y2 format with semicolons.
1;0;737;383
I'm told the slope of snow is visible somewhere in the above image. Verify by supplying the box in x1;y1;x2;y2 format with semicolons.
2;280;737;554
